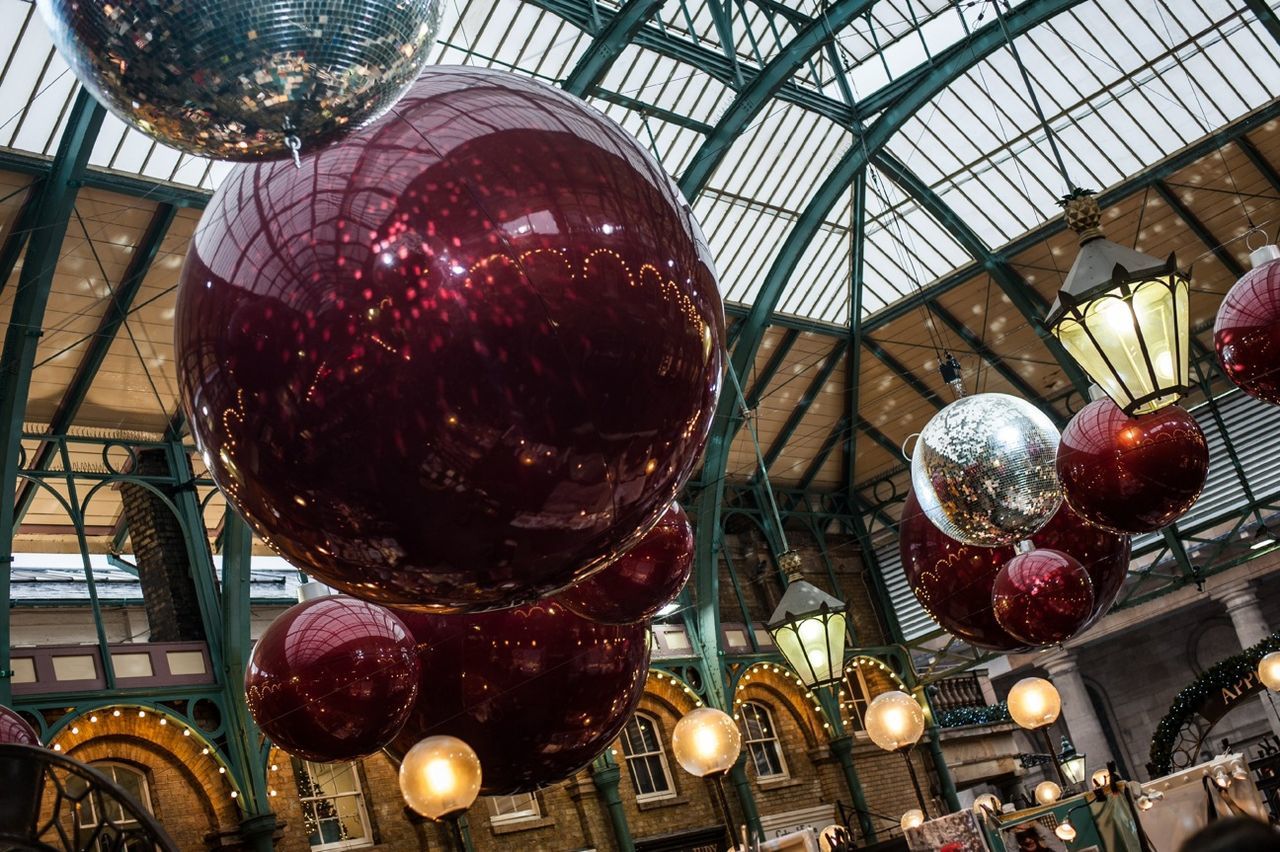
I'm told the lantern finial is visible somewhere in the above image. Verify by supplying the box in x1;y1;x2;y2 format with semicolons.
1060;188;1103;244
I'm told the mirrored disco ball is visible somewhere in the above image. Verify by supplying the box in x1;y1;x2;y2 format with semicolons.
36;0;443;160
911;392;1062;547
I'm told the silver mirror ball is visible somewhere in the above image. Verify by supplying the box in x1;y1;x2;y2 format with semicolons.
37;0;443;160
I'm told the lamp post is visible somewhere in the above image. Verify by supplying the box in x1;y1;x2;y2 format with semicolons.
671;707;742;846
398;736;482;852
864;690;929;817
1045;189;1192;415
1007;677;1066;786
765;554;875;842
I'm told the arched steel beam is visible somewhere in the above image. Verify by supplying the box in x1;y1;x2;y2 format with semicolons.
870;150;1089;399
562;0;667;96
678;0;878;198
726;0;1085;400
1244;0;1280;46
0;90;104;707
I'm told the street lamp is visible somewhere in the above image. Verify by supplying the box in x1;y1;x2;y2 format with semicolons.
765;555;875;842
1058;737;1087;787
1007;677;1066;786
766;555;848;688
865;690;929;816
672;707;742;846
1045;190;1191;415
1258;651;1280;690
399;736;482;851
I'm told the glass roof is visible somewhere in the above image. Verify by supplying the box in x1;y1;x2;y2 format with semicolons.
1;0;1276;328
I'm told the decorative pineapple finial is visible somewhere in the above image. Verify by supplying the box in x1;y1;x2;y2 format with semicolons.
1059;187;1102;244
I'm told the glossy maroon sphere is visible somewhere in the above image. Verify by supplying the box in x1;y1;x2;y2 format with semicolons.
0;707;39;746
1057;399;1209;535
992;549;1094;646
388;600;650;794
560;501;693;624
901;491;1129;650
1216;254;1280;404
245;596;420;762
175;66;725;612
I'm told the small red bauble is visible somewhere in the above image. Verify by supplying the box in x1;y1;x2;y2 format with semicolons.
901;491;1129;650
0;707;38;746
1215;248;1280;405
1057;399;1208;534
245;596;419;762
992;549;1095;646
175;66;724;612
560;501;693;625
388;600;650;794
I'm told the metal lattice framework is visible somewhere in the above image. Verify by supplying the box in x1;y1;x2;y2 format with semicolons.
3;0;1280;838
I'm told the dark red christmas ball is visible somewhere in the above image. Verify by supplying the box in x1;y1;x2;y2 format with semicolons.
900;490;1027;652
0;707;38;745
245;596;420;762
992;549;1095;646
901;491;1129;650
1057;399;1208;535
1216;251;1280;404
388;599;650;794
560;501;693;624
175;66;725;612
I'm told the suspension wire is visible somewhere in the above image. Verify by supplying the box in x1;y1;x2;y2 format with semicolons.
990;1;1075;194
724;356;790;553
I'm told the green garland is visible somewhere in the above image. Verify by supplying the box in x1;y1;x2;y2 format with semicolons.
937;702;1011;728
1149;630;1280;776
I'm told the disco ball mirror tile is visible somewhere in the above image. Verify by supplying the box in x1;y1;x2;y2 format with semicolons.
911;392;1062;547
36;0;442;160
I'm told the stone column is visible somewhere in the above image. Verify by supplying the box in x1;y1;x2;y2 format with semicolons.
1212;578;1280;735
1041;650;1112;779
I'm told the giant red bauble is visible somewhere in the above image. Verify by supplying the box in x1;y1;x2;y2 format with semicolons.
0;707;38;746
1215;251;1280;404
245;596;420;762
175;66;724;612
560;501;694;624
901;491;1129;650
387;600;650;794
1057;399;1208;534
992;549;1094;646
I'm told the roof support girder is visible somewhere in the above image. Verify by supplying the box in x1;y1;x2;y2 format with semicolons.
0;89;105;704
678;0;877;197
0;181;41;296
562;0;667;96
13;202;178;525
755;338;849;477
1153;180;1246;278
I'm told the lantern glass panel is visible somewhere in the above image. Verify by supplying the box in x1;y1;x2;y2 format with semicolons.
1053;273;1189;415
772;610;847;688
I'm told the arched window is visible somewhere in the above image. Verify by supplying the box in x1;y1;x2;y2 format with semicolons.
844;665;873;731
620;712;675;801
487;793;541;826
741;702;788;780
73;762;153;851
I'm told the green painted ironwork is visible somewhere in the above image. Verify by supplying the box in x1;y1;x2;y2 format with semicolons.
562;0;666;96
13;203;178;525
0;181;41;295
678;0;878;197
0;89;105;705
755;339;849;477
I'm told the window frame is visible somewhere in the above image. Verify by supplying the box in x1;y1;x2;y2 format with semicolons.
620;712;677;803
292;760;375;852
740;702;789;781
844;665;874;733
76;762;154;850
485;793;542;826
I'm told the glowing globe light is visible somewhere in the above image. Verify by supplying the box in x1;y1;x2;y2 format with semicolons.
399;736;482;820
900;809;925;831
1259;651;1280;691
1035;781;1062;805
671;708;741;778
972;793;1002;815
1055;820;1077;842
1007;678;1062;730
864;691;926;753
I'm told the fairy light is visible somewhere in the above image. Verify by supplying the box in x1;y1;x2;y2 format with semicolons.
112;710;121;718
89;715;98;723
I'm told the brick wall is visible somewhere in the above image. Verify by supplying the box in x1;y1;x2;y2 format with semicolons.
53;660;938;851
119;448;206;642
